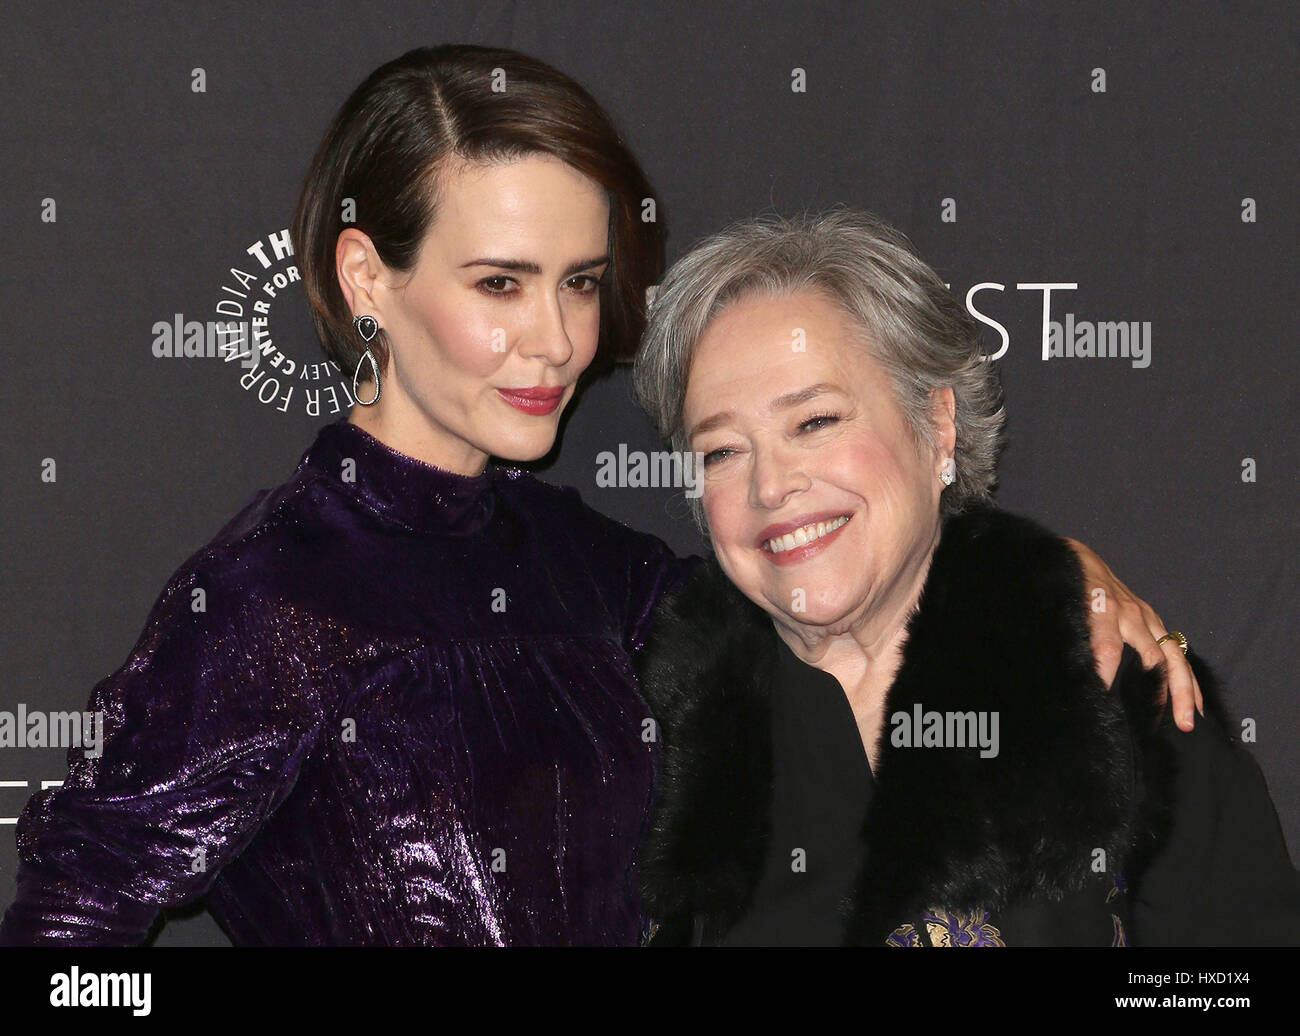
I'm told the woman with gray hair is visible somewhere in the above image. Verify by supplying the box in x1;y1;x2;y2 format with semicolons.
631;208;1300;945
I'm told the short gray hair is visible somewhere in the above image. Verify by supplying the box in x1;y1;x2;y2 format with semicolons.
632;207;1006;532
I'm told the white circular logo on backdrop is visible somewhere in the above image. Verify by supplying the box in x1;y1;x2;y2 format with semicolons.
212;227;353;415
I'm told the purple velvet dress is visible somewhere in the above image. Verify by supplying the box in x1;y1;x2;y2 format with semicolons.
0;419;696;945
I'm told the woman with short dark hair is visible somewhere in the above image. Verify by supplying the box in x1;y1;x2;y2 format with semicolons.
1;44;688;947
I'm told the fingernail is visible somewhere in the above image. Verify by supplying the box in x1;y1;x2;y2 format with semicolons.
1183;710;1195;727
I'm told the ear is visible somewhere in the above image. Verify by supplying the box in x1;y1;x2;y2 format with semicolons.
928;385;957;458
335;228;387;319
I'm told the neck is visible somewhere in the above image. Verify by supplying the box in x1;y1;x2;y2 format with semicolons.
347;392;489;478
771;527;941;762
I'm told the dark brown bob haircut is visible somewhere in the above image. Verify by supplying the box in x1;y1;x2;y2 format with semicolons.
291;44;663;385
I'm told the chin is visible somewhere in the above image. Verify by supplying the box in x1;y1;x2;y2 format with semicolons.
776;600;854;629
489;431;559;463
761;576;857;625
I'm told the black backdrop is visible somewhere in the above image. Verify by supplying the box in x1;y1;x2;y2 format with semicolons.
1;1;1295;945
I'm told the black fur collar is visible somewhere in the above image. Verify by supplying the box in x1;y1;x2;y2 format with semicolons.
635;504;1170;944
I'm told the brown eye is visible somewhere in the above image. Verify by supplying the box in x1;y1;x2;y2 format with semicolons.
478;276;516;295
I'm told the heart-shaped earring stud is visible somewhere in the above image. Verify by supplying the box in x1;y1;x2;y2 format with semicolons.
354;315;378;342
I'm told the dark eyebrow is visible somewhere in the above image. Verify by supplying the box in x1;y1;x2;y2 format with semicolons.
460;255;611;277
687;383;843;442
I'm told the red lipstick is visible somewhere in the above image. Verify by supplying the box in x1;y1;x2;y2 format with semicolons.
756;511;854;567
496;386;565;415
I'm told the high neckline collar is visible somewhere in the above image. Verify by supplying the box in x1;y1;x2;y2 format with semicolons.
300;418;499;535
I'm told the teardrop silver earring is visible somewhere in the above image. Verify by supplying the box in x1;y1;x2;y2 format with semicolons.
352;315;381;406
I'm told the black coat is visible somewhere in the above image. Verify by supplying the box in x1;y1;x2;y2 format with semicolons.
633;504;1300;945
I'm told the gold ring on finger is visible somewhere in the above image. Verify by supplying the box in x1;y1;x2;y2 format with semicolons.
1156;630;1189;656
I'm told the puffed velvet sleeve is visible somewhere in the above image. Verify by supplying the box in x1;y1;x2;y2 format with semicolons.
1129;651;1300;946
0;558;324;945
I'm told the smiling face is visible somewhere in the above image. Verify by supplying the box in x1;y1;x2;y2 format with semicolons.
683;289;955;643
340;153;611;474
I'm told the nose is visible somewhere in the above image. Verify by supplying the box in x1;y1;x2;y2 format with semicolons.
748;439;810;511
518;289;576;367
